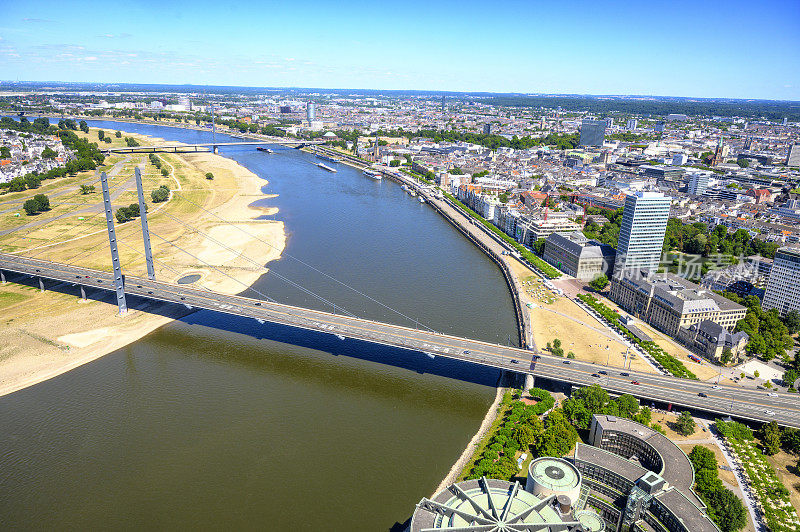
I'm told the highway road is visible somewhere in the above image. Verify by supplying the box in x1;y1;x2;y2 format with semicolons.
105;138;321;154
2;252;799;428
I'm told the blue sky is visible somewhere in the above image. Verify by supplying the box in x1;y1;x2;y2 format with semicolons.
1;0;798;100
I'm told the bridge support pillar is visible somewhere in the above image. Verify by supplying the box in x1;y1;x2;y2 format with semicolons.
134;166;155;280
100;171;128;316
524;373;535;392
80;285;87;301
38;277;45;292
0;269;5;284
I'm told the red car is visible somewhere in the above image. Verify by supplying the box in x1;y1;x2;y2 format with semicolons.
631;380;640;385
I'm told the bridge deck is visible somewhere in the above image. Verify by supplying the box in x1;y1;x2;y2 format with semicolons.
1;253;798;428
105;139;320;154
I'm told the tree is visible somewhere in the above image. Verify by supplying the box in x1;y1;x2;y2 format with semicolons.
761;421;782;455
205;172;214;180
689;446;718;473
161;168;169;177
782;428;800;454
115;131;122;138
737;158;750;168
689;445;746;532
675;411;696;436
389;159;400;167
784;369;798;388
79;184;95;195
0;146;10;158
41;147;57;159
514;424;535;447
115;208;130;223
79;120;89;133
704;488;748;532
551;338;564;357
616;394;639;418
721;347;733;365
33;194;50;212
23;199;39;216
151;185;170;203
754;370;760;379
589;274;609;291
784;310;800;334
98;130;105;141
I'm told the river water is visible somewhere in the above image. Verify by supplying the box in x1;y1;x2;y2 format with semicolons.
0;120;519;530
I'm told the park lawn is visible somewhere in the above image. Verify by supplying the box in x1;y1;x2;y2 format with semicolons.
0;289;31;310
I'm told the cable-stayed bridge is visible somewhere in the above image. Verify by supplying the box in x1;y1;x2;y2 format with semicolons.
1;164;799;429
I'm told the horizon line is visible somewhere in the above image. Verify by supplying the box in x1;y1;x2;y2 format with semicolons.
1;80;799;105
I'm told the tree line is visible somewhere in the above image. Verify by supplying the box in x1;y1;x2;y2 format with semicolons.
0;117;105;193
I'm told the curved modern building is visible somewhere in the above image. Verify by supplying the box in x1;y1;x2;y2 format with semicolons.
527;457;582;508
571;415;718;532
410;415;719;532
410;476;599;532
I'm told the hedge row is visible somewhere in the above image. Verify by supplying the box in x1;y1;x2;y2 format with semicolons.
578;294;697;379
442;192;561;278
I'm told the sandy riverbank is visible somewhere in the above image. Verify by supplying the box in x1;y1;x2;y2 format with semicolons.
0;128;285;397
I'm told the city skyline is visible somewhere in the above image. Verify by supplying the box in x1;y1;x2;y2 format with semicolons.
1;0;799;100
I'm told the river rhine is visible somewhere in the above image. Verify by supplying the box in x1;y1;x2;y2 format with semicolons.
0;120;519;530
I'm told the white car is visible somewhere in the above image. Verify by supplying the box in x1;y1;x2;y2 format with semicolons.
768;392;778;397
764;410;775;416
712;385;720;389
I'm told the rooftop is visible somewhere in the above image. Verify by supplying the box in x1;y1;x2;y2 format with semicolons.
591;415;701;505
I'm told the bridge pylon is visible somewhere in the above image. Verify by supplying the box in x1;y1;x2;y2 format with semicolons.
99;171;128;316
134;166;155;280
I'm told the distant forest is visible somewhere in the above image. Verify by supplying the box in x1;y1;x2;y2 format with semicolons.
2;81;798;120
486;95;800;121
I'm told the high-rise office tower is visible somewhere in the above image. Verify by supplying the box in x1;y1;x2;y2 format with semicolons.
483;123;492;135
627;119;638;130
614;192;670;274
763;247;800;316
579;119;606;147
687;172;710;196
306;102;315;123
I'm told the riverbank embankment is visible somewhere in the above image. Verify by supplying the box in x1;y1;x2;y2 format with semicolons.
0;127;285;397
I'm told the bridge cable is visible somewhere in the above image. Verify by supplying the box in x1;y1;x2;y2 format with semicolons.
155;213;357;317
171;191;435;331
146;229;278;303
1;159;140;251
17;160;175;260
116;239;216;293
